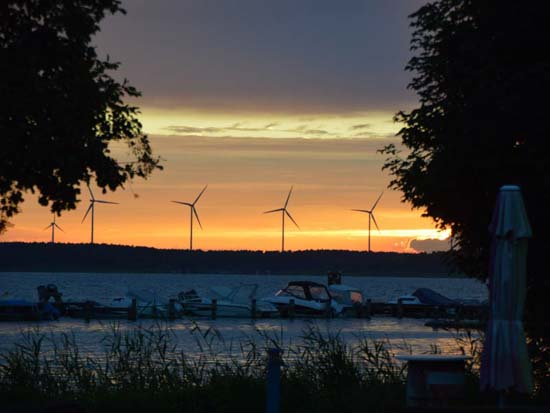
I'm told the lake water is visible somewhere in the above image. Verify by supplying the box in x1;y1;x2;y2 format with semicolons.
0;272;487;358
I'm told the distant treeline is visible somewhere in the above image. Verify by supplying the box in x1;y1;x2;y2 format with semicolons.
0;242;457;276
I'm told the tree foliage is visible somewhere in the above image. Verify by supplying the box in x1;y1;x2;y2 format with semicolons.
382;1;550;393
0;0;162;232
382;0;550;280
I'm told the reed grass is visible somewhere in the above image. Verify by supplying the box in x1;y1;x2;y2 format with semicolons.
0;323;482;413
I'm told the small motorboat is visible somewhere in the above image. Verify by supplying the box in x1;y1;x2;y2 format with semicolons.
179;284;278;318
387;288;457;306
328;284;365;316
0;299;60;321
65;289;182;319
263;281;343;317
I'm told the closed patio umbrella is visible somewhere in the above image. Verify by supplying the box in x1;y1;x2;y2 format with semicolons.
480;185;533;395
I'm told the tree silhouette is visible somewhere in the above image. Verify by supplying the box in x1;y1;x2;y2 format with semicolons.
381;0;550;396
0;0;162;232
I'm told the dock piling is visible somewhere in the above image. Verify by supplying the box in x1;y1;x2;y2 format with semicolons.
251;298;257;319
84;301;92;323
211;298;217;320
128;298;137;321
288;299;295;319
397;298;404;319
366;299;372;317
168;299;176;321
324;301;332;318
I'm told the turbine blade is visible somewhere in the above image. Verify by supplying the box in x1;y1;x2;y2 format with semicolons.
371;191;384;211
44;224;52;231
193;207;203;230
284;186;293;208
285;210;300;229
193;185;208;205
351;209;369;213
371;213;381;233
172;201;193;206
87;184;94;200
264;208;284;214
55;224;64;232
81;204;93;223
95;200;119;204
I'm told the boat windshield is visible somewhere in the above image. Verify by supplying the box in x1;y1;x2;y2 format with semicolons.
309;286;330;301
276;285;307;299
350;291;363;304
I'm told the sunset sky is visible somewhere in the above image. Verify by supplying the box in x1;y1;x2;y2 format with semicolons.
2;0;451;252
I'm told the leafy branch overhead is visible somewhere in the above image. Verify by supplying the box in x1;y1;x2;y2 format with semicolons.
379;1;550;278
0;0;162;232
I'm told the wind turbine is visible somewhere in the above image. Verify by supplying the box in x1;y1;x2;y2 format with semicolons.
264;186;299;252
44;214;63;243
171;185;207;251
82;185;119;244
352;191;384;252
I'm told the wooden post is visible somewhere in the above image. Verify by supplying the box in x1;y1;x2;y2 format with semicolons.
211;298;217;320
128;298;137;321
251;298;257;319
356;303;364;318
455;305;463;322
168;299;176;321
324;301;332;318
397;298;404;319
84;301;92;323
288;299;295;319
366;299;372;317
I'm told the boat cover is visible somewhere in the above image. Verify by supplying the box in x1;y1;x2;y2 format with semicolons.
412;288;457;306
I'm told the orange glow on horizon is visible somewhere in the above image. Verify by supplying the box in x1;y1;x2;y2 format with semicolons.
1;112;449;253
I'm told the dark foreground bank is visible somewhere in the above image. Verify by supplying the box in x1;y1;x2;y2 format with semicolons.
0;242;454;275
0;324;545;413
0;324;475;413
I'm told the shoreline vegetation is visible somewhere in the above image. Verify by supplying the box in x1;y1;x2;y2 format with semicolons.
0;323;487;413
0;242;460;277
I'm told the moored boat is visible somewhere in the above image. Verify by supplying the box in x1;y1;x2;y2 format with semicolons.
262;281;343;317
179;284;278;318
0;299;60;321
328;284;366;316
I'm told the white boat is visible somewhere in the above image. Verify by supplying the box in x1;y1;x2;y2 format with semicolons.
328;284;365;316
178;284;278;318
262;281;343;317
66;289;181;318
112;289;183;318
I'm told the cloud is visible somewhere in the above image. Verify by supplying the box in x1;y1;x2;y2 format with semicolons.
165;124;272;134
164;126;222;134
281;126;332;136
164;123;334;138
410;238;450;253
350;123;372;131
94;0;425;114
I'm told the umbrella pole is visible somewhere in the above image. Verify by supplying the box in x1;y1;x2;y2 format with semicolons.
497;391;504;408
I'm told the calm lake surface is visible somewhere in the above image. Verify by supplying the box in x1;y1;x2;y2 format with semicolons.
0;272;487;357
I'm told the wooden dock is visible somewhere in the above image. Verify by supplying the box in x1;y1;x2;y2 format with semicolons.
0;299;488;324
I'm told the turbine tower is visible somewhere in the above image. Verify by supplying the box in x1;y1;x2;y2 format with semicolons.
44;215;63;243
172;185;207;251
264;186;299;252
82;185;119;244
352;191;384;252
